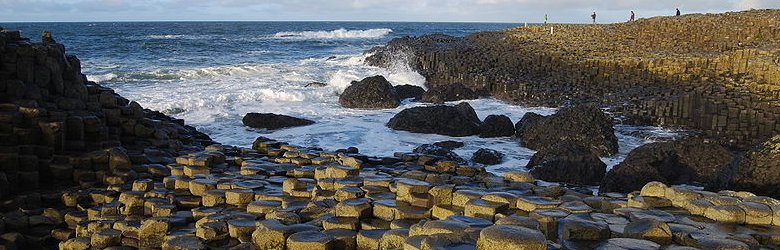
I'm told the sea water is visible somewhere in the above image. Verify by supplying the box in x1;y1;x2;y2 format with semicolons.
4;22;682;174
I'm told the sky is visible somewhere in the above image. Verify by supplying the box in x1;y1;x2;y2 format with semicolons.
1;0;779;23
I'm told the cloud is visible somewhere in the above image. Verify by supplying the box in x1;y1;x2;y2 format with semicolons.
735;0;780;9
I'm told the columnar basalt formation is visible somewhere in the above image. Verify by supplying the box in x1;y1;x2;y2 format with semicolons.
367;10;780;149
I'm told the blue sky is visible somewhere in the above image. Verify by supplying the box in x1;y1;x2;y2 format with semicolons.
2;0;779;23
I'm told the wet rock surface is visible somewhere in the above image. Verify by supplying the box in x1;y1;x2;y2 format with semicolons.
600;137;737;194
419;83;478;103
527;141;606;185
517;105;618;157
242;113;315;130
386;102;481;137
338;75;400;109
393;84;425;100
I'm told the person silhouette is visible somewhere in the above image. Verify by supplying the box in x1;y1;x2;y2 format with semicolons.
591;11;597;24
676;8;681;16
630;11;635;22
544;14;548;25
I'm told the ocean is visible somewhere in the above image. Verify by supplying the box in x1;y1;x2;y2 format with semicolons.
3;22;681;175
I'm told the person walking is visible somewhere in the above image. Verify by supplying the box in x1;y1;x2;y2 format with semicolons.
544;14;548;25
630;11;635;22
676;8;681;16
591;11;597;24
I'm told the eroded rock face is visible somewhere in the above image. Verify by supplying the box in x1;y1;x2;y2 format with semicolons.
516;106;618;157
527;141;606;185
600;137;737;194
386;102;481;137
730;135;780;198
339;75;400;109
420;83;478;103
242;113;314;130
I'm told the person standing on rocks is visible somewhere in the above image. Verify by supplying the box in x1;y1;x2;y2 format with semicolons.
544;14;548;25
591;11;597;24
676;8;681;16
630;11;635;22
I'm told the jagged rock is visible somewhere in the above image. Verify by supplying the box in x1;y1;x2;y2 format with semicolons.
600;137;736;194
242;113;314;130
472;148;504;165
338;75;400;109
304;82;327;87
730;135;780;198
420;83;478;103
479;114;514;138
527;141;606;185
387;102;481;137
516;106;617;157
393;85;425;100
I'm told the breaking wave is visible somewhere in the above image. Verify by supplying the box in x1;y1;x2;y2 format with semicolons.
273;28;393;39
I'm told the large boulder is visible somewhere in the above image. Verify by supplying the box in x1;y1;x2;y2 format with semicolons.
387;102;481;137
339;75;400;109
730;135;780;198
526;142;606;185
242;113;315;130
479;115;515;138
600;137;737;194
516;106;618;157
393;85;425;100
420;83;478;103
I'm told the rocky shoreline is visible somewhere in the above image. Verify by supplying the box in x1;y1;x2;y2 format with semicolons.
1;11;780;250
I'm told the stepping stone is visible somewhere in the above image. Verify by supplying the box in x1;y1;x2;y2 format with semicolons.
247;200;282;216
379;229;409;250
428;185;455;205
640;181;669;198
90;228;121;249
286;231;334;250
704;205;746;224
557;215;610;241
516;196;561;212
251;220;318;250
59;237;91;250
432;204;463;220
476;225;546;250
495;214;542;230
446;215;493;229
226;189;255;206
372;199;397;221
162;235;207;250
323;229;358;250
503;171;535;183
737;202;772;225
421;233;476;249
334;198;372;219
464;198;507;221
529;208;570;240
228;219;257;239
623;218;673;245
452;190;486;208
139;217;171;248
321;216;359;231
357;229;388;250
196;221;229;241
189;179;217;196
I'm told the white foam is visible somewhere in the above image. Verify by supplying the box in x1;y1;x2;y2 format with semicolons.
88;73;118;82
273;28;393;39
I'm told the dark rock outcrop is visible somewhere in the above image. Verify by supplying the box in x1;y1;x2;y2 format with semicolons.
339;75;400;109
242;113;314;130
433;140;464;150
304;81;327;87
730;135;780;198
413;144;465;163
600;138;737;194
420;83;478;103
393;85;425;100
387;102;481;137
526;142;606;185
516;106;618;157
479;114;514;138
472;148;504;165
